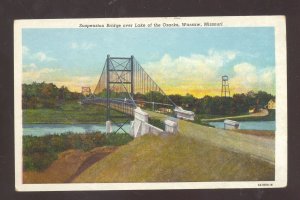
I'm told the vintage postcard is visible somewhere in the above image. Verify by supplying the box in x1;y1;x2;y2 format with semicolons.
14;16;287;191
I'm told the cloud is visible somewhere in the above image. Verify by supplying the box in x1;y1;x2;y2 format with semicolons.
206;49;237;67
70;42;96;50
233;63;258;85
52;75;99;92
142;50;237;97
22;46;97;92
231;62;275;94
23;46;29;55
260;67;275;86
23;64;99;92
23;67;62;81
23;63;37;70
23;46;56;63
32;52;56;62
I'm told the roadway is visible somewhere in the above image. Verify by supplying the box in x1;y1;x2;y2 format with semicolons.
147;110;275;165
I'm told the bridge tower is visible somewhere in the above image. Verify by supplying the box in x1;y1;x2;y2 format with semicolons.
105;55;136;133
90;54;182;134
221;75;230;97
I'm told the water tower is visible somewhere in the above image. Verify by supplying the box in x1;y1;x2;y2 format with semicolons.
221;75;230;97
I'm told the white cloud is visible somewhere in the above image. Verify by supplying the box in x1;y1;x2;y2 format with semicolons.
53;75;99;91
231;62;275;94
23;64;98;92
226;51;237;60
23;46;29;55
142;51;237;96
23;63;37;70
233;63;258;85
32;52;56;62
23;67;62;82
70;42;96;50
234;62;256;74
260;67;275;86
206;49;237;67
71;42;79;49
23;46;56;63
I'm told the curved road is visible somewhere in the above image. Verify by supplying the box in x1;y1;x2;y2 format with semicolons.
147;110;275;164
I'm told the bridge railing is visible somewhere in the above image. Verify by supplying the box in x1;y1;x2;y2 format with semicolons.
81;97;136;116
81;96;176;116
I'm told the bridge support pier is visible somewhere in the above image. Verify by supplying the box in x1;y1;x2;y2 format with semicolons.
130;107;164;137
164;119;178;134
106;120;113;134
174;106;195;121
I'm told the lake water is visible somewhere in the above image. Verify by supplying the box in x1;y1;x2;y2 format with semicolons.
23;123;131;136
209;121;275;131
24;120;275;136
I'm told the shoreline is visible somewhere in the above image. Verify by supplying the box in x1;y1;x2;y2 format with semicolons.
232;129;275;139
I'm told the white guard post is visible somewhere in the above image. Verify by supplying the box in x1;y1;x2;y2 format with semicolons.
174;106;195;121
164;118;178;134
106;120;113;134
130;107;164;137
223;119;240;130
130;107;149;137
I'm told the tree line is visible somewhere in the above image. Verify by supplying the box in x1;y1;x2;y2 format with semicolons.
22;82;81;109
23;82;275;116
169;91;275;115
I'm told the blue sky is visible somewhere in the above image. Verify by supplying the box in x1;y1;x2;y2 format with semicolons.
22;27;275;97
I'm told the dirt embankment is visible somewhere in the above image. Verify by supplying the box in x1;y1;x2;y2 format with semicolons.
23;146;117;184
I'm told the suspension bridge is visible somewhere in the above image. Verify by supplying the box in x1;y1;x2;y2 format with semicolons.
81;55;194;136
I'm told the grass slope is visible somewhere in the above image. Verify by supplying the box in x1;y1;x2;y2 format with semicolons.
23;132;133;171
73;134;274;183
23;147;117;183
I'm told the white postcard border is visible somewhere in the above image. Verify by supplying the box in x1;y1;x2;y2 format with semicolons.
14;16;287;191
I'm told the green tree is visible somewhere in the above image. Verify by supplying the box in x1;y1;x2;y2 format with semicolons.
182;93;196;110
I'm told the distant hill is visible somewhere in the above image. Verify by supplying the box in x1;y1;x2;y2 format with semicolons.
73;133;274;183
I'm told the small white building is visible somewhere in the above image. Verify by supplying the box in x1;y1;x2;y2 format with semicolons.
224;119;240;130
248;107;255;114
267;99;276;109
174;106;195;121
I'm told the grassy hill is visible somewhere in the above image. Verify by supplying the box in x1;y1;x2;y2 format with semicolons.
23;146;117;183
73;133;274;183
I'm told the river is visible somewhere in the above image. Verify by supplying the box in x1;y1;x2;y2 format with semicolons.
209;121;275;131
23;120;275;137
23;123;131;136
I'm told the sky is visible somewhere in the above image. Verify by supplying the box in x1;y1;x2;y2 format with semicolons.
22;27;275;97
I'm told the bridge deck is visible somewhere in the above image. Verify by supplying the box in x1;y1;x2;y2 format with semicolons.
82;97;135;116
